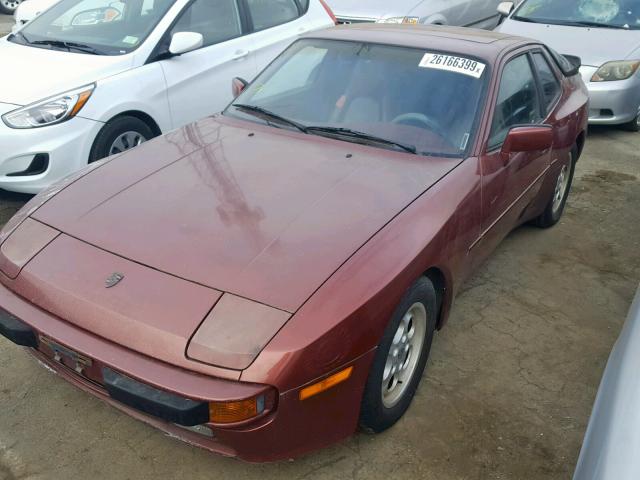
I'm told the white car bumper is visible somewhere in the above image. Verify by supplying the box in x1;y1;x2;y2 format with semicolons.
0;102;102;194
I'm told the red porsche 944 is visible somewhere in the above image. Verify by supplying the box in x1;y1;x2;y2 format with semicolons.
0;25;588;461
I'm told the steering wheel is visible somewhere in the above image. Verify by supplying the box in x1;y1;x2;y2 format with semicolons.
391;113;449;141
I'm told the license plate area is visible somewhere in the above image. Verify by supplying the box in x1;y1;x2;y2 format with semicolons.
38;335;102;384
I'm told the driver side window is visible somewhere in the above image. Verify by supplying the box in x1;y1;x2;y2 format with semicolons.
488;54;542;149
171;0;243;48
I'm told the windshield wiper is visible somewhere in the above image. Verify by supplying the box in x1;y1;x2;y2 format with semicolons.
30;39;103;55
513;16;629;29
233;104;308;133
306;126;417;154
512;15;543;23
558;20;629;29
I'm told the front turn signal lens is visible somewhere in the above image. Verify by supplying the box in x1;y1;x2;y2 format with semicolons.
209;395;265;424
299;366;353;401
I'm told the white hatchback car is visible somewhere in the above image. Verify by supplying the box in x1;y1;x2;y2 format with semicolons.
0;0;335;193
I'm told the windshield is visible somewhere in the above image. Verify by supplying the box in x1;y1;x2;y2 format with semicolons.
11;0;176;55
225;39;489;158
514;0;640;29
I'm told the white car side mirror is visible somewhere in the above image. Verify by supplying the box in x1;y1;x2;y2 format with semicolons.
497;1;514;16
169;32;203;56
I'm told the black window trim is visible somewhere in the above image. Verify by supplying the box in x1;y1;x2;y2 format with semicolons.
530;48;563;117
486;50;545;152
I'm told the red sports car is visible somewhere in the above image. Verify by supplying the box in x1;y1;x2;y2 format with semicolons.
0;25;588;461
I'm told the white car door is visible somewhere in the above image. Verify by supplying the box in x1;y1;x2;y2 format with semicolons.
158;0;257;129
244;0;311;74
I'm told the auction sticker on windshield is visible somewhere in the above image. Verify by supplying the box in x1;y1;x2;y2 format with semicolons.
419;53;486;79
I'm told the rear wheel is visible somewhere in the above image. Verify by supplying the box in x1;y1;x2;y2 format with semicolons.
0;0;20;14
359;277;437;433
89;116;155;163
533;149;576;228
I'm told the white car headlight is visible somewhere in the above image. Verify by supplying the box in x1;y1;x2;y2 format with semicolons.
591;60;640;82
377;16;419;24
2;84;95;129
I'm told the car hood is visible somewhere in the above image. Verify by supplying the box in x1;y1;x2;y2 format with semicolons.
496;19;640;67
326;0;422;20
31;116;459;313
0;38;132;105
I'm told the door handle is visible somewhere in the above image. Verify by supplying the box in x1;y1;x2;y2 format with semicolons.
232;49;249;61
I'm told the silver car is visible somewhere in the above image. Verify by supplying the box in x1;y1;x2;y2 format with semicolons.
495;0;640;132
573;286;640;479
326;0;503;29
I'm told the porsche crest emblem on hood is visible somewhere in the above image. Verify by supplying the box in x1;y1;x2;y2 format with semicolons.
105;272;125;288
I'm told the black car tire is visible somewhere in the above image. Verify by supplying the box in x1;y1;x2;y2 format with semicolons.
533;148;576;229
89;116;155;163
621;113;640;133
359;276;437;433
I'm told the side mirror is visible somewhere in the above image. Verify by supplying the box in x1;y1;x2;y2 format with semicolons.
232;77;249;98
497;1;514;16
563;55;582;76
502;126;553;155
169;32;203;56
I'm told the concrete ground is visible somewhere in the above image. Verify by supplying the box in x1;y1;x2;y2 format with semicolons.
0;124;638;479
0;14;12;36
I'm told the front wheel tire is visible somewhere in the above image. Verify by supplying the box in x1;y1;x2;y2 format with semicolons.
89;116;155;163
359;277;437;433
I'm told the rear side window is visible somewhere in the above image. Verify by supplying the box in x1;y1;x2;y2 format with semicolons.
533;52;562;113
171;0;242;47
247;0;300;31
489;54;542;148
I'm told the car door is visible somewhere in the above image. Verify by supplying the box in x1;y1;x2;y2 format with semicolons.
460;0;502;28
476;51;552;253
243;0;311;74
158;0;257;129
417;0;497;27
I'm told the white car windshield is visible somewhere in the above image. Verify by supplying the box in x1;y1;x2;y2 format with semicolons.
10;0;176;55
514;0;640;30
227;39;489;158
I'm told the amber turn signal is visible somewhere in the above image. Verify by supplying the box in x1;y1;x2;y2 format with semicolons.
69;90;93;117
299;366;353;401
209;395;265;424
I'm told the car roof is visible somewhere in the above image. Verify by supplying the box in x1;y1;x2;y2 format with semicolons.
302;24;537;64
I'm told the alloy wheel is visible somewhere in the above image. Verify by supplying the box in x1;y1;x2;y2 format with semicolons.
381;302;427;408
552;164;570;215
108;131;147;155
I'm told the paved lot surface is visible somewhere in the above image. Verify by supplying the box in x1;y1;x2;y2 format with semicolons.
0;125;638;479
0;14;12;36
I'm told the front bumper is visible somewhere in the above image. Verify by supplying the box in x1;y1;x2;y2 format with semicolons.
0;102;103;194
580;67;640;125
0;280;372;462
